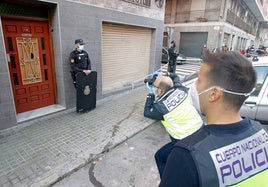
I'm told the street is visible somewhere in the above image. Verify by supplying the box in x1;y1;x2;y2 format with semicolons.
160;60;201;78
52;122;168;187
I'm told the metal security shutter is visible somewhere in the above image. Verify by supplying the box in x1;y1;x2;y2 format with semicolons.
179;32;208;58
102;23;152;92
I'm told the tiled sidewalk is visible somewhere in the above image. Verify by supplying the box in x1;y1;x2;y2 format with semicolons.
0;87;154;187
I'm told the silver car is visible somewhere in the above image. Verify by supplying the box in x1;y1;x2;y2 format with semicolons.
161;47;187;64
240;56;268;123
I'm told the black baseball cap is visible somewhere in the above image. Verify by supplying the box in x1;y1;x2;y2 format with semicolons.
75;39;85;45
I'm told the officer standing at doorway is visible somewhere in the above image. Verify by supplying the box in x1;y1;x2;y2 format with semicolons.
69;39;91;88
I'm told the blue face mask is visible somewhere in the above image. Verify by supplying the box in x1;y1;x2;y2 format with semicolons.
153;86;158;99
78;45;84;51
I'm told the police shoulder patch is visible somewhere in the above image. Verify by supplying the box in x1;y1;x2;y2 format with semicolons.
71;59;75;63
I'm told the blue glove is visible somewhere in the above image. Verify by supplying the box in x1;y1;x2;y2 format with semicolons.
146;82;154;94
152;71;162;78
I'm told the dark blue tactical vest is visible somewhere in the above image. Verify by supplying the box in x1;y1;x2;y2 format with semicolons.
75;52;89;69
175;119;268;187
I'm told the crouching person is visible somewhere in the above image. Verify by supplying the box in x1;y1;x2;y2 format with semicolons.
143;72;203;178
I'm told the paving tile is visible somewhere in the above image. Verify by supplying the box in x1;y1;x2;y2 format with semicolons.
0;87;154;186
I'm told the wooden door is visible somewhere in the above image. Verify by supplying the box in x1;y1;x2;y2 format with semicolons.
2;19;56;113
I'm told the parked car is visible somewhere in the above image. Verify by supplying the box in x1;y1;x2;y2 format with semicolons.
161;47;187;64
176;53;187;64
240;56;268;123
256;49;267;55
161;47;169;64
256;45;267;55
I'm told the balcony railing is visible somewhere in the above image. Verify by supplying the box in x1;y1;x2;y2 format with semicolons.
165;9;220;24
164;8;257;36
226;9;257;35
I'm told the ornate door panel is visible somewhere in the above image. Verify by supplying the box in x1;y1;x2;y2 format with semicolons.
2;19;55;113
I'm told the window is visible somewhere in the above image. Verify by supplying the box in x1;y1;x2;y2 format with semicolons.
251;66;268;96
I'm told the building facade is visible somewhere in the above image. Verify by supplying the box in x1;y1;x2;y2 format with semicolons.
0;0;165;130
164;0;268;57
260;0;268;46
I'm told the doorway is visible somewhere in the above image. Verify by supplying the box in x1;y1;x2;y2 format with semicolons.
2;19;56;113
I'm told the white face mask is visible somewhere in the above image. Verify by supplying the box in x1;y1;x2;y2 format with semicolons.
188;83;201;113
78;45;84;51
198;86;255;97
189;82;255;113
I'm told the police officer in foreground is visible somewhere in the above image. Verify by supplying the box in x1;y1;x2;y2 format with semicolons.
160;52;268;187
143;72;203;178
69;39;91;88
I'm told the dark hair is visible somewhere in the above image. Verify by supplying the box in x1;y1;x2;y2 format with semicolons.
203;51;256;109
171;41;176;48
